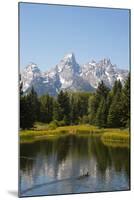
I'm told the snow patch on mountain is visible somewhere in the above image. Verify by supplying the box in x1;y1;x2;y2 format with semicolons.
21;54;128;96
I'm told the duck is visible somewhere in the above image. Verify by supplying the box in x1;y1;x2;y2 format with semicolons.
78;171;90;179
84;171;89;177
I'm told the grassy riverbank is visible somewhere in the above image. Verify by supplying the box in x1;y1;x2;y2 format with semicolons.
20;123;130;147
20;124;102;143
101;129;130;148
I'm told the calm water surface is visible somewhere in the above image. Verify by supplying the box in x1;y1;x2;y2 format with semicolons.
20;135;130;197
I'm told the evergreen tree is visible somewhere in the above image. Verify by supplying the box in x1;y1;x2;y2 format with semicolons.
53;100;62;121
29;86;40;122
88;94;99;124
57;91;71;124
121;74;130;127
20;95;35;129
70;94;78;124
112;79;122;95
77;92;89;117
96;81;110;98
107;80;124;128
88;81;110;126
95;97;108;128
107;91;123;127
20;87;39;129
70;92;90;124
39;94;53;123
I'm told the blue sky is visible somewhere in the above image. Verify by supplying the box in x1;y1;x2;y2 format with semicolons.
19;3;130;70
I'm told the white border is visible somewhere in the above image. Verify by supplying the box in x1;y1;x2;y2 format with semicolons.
0;0;133;199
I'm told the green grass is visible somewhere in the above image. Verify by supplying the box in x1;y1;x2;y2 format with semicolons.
20;124;102;143
101;129;130;148
20;123;130;147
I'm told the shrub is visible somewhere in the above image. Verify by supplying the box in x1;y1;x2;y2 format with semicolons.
49;121;58;129
78;115;89;124
58;120;66;126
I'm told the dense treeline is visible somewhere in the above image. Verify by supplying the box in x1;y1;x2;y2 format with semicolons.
20;74;130;129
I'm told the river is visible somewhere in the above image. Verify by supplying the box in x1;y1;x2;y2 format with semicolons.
20;134;130;197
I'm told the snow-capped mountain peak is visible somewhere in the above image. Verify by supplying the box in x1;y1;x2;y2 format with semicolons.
101;58;111;66
56;52;79;73
21;53;128;96
54;53;81;89
25;63;40;73
63;52;75;61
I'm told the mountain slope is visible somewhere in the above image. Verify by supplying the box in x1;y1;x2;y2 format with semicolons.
21;53;128;96
80;58;128;88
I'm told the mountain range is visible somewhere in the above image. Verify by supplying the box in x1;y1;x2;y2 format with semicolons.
21;53;128;96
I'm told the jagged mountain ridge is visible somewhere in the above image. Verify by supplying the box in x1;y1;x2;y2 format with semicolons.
21;53;128;96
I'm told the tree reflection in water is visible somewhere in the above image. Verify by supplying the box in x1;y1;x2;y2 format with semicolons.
20;134;130;196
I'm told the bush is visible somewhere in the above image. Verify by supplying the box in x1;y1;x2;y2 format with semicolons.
49;120;66;129
58;120;66;126
82;115;89;123
49;120;58;129
78;115;89;124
